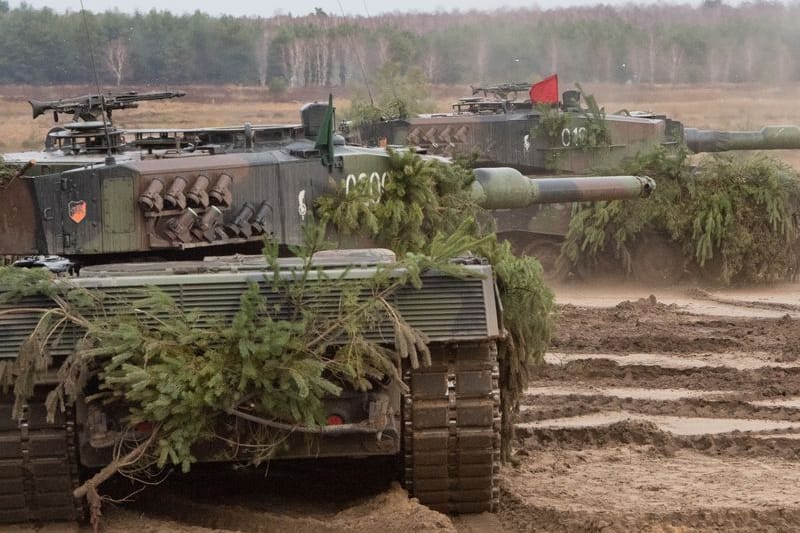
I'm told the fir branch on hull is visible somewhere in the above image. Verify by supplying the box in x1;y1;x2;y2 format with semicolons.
318;149;555;461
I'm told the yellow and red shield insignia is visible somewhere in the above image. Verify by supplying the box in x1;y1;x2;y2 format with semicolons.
68;200;87;224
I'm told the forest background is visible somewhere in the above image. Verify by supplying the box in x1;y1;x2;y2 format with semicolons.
0;0;798;89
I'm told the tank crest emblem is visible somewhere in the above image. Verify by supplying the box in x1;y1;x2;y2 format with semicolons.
68;200;87;223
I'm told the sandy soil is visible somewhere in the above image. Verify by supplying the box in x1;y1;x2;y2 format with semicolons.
503;282;800;532
9;281;800;532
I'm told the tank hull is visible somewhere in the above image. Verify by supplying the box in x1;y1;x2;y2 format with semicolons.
0;256;502;520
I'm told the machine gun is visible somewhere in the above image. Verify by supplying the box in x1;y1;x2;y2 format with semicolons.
29;90;186;123
470;82;532;100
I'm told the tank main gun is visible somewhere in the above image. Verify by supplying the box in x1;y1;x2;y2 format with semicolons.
469;168;654;209
684;125;800;153
29;90;186;123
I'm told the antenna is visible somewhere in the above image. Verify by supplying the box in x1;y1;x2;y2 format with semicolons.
79;0;115;165
335;0;374;106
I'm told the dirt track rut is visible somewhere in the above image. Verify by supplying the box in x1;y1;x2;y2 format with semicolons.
500;283;800;532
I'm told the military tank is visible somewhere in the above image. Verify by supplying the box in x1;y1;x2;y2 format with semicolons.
349;79;800;276
0;99;654;524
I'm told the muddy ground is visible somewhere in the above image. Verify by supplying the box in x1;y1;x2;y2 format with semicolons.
11;281;800;533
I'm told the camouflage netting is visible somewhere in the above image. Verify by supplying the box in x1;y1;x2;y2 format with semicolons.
561;147;800;285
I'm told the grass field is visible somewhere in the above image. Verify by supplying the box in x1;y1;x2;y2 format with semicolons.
2;82;800;168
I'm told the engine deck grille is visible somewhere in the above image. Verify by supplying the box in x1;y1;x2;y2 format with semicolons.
0;264;498;360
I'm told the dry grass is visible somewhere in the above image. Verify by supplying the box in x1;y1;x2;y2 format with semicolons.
2;83;800;168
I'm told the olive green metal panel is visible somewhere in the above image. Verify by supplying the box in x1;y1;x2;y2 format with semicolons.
0;177;39;255
339;149;393;177
101;177;136;252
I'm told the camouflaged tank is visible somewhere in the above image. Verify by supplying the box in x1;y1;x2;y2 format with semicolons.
0;100;654;524
349;83;800;278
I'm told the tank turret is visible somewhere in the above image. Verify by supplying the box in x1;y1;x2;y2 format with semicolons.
0;149;653;264
0;89;305;177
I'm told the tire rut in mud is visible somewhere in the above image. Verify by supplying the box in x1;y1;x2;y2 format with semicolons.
532;359;800;397
501;297;800;533
552;299;800;358
499;481;800;533
519;394;800;423
516;419;800;461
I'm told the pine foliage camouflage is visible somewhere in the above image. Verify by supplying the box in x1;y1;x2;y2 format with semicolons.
318;149;554;460
0;224;489;476
561;147;800;284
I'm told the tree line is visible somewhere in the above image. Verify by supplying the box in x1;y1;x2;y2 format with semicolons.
0;1;798;88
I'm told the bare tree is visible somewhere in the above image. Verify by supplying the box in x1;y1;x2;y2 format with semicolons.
105;38;128;86
648;33;656;84
475;31;488;83
255;25;271;87
668;42;684;83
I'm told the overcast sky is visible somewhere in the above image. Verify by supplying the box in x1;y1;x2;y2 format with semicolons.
9;0;742;17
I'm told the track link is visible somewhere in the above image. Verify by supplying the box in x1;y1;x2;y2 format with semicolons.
403;341;500;513
0;391;82;524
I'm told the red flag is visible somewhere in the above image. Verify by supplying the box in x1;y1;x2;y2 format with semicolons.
529;74;559;105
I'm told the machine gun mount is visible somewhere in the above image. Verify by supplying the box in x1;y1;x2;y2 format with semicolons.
29;90;186;123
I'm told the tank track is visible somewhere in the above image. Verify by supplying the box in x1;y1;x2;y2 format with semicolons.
0;391;83;524
403;341;500;513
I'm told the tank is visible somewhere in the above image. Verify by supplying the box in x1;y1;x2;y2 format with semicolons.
348;84;684;175
0;99;654;524
349;81;800;276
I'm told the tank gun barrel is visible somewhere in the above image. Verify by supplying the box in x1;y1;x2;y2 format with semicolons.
684;126;800;153
469;168;654;210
